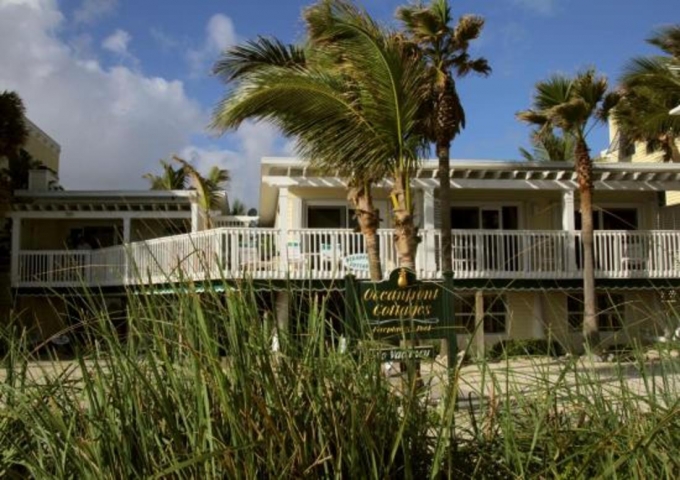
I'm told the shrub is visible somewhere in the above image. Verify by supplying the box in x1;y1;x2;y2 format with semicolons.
487;338;564;360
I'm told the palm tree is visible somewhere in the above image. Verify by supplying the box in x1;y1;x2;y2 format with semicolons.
517;70;619;350
212;0;429;279
2;149;42;191
143;159;188;190
519;129;575;162
230;198;247;216
615;25;680;162
174;157;230;230
0;91;28;160
397;0;490;274
0;91;30;213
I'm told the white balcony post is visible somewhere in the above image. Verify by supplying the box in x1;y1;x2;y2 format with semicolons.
10;216;21;285
122;217;131;243
562;190;576;272
190;202;202;233
422;188;437;276
279;188;290;269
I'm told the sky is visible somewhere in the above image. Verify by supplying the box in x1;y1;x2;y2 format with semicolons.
0;0;677;209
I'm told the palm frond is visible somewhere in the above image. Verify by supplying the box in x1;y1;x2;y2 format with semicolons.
213;36;306;83
646;24;680;60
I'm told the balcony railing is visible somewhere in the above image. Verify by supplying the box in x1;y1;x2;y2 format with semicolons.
12;228;680;288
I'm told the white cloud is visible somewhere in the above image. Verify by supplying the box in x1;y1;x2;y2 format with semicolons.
102;28;131;55
0;0;204;190
511;0;557;15
73;0;118;24
187;14;237;77
150;27;179;51
181;121;282;209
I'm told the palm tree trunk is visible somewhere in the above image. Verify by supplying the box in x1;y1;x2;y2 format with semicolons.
392;170;419;270
438;141;452;274
348;184;382;281
665;135;680;163
576;140;599;350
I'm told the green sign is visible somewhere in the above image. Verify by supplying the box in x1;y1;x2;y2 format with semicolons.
345;269;457;369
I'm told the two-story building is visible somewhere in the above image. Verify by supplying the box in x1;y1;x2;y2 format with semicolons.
11;156;680;353
10;115;680;354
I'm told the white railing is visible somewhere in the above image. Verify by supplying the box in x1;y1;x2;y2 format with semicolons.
13;229;680;288
212;215;259;228
440;230;575;279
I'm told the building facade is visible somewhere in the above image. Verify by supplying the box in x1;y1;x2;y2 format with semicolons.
10;155;680;354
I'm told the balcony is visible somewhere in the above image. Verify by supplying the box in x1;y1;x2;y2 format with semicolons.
12;229;680;288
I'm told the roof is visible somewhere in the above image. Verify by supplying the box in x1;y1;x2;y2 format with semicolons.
12;189;199;214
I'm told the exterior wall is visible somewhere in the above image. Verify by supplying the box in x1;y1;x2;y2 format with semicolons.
18;217;191;249
579;191;659;230
16;296;68;339
130;218;190;242
454;289;664;354
607;119;680;205
20;219;124;249
454;291;542;351
23;133;60;173
542;289;662;352
288;186;392;228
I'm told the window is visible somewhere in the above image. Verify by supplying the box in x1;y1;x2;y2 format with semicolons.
306;205;359;229
451;206;519;230
575;208;638;231
454;294;507;334
567;293;625;331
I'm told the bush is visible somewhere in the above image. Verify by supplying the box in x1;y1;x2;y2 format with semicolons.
487;338;564;360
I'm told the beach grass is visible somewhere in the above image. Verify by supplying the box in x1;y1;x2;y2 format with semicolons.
2;283;680;478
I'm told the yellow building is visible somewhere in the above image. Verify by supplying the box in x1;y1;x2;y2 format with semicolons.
22;117;61;174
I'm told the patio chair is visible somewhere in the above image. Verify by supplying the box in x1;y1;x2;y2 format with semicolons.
286;240;308;271
621;239;648;272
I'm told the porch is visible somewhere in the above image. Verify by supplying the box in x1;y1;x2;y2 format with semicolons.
13;228;680;288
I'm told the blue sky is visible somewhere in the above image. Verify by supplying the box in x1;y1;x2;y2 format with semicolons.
0;0;677;208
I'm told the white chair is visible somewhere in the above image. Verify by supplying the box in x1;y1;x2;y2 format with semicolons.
286;240;307;271
621;240;648;272
320;241;344;271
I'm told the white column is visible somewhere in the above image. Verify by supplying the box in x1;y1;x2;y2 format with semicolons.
191;202;201;233
10;216;21;285
122;217;131;243
532;293;546;338
561;190;575;231
562;190;576;272
473;290;485;359
278;188;290;267
422;189;437;275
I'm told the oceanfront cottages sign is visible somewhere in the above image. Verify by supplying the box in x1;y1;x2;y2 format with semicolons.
346;269;457;368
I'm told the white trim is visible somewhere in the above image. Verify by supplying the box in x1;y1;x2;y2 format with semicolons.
265;176;680;192
670;105;680;115
14;190;197;199
11;211;191;220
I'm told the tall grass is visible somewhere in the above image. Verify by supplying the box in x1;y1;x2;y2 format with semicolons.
2;282;680;478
